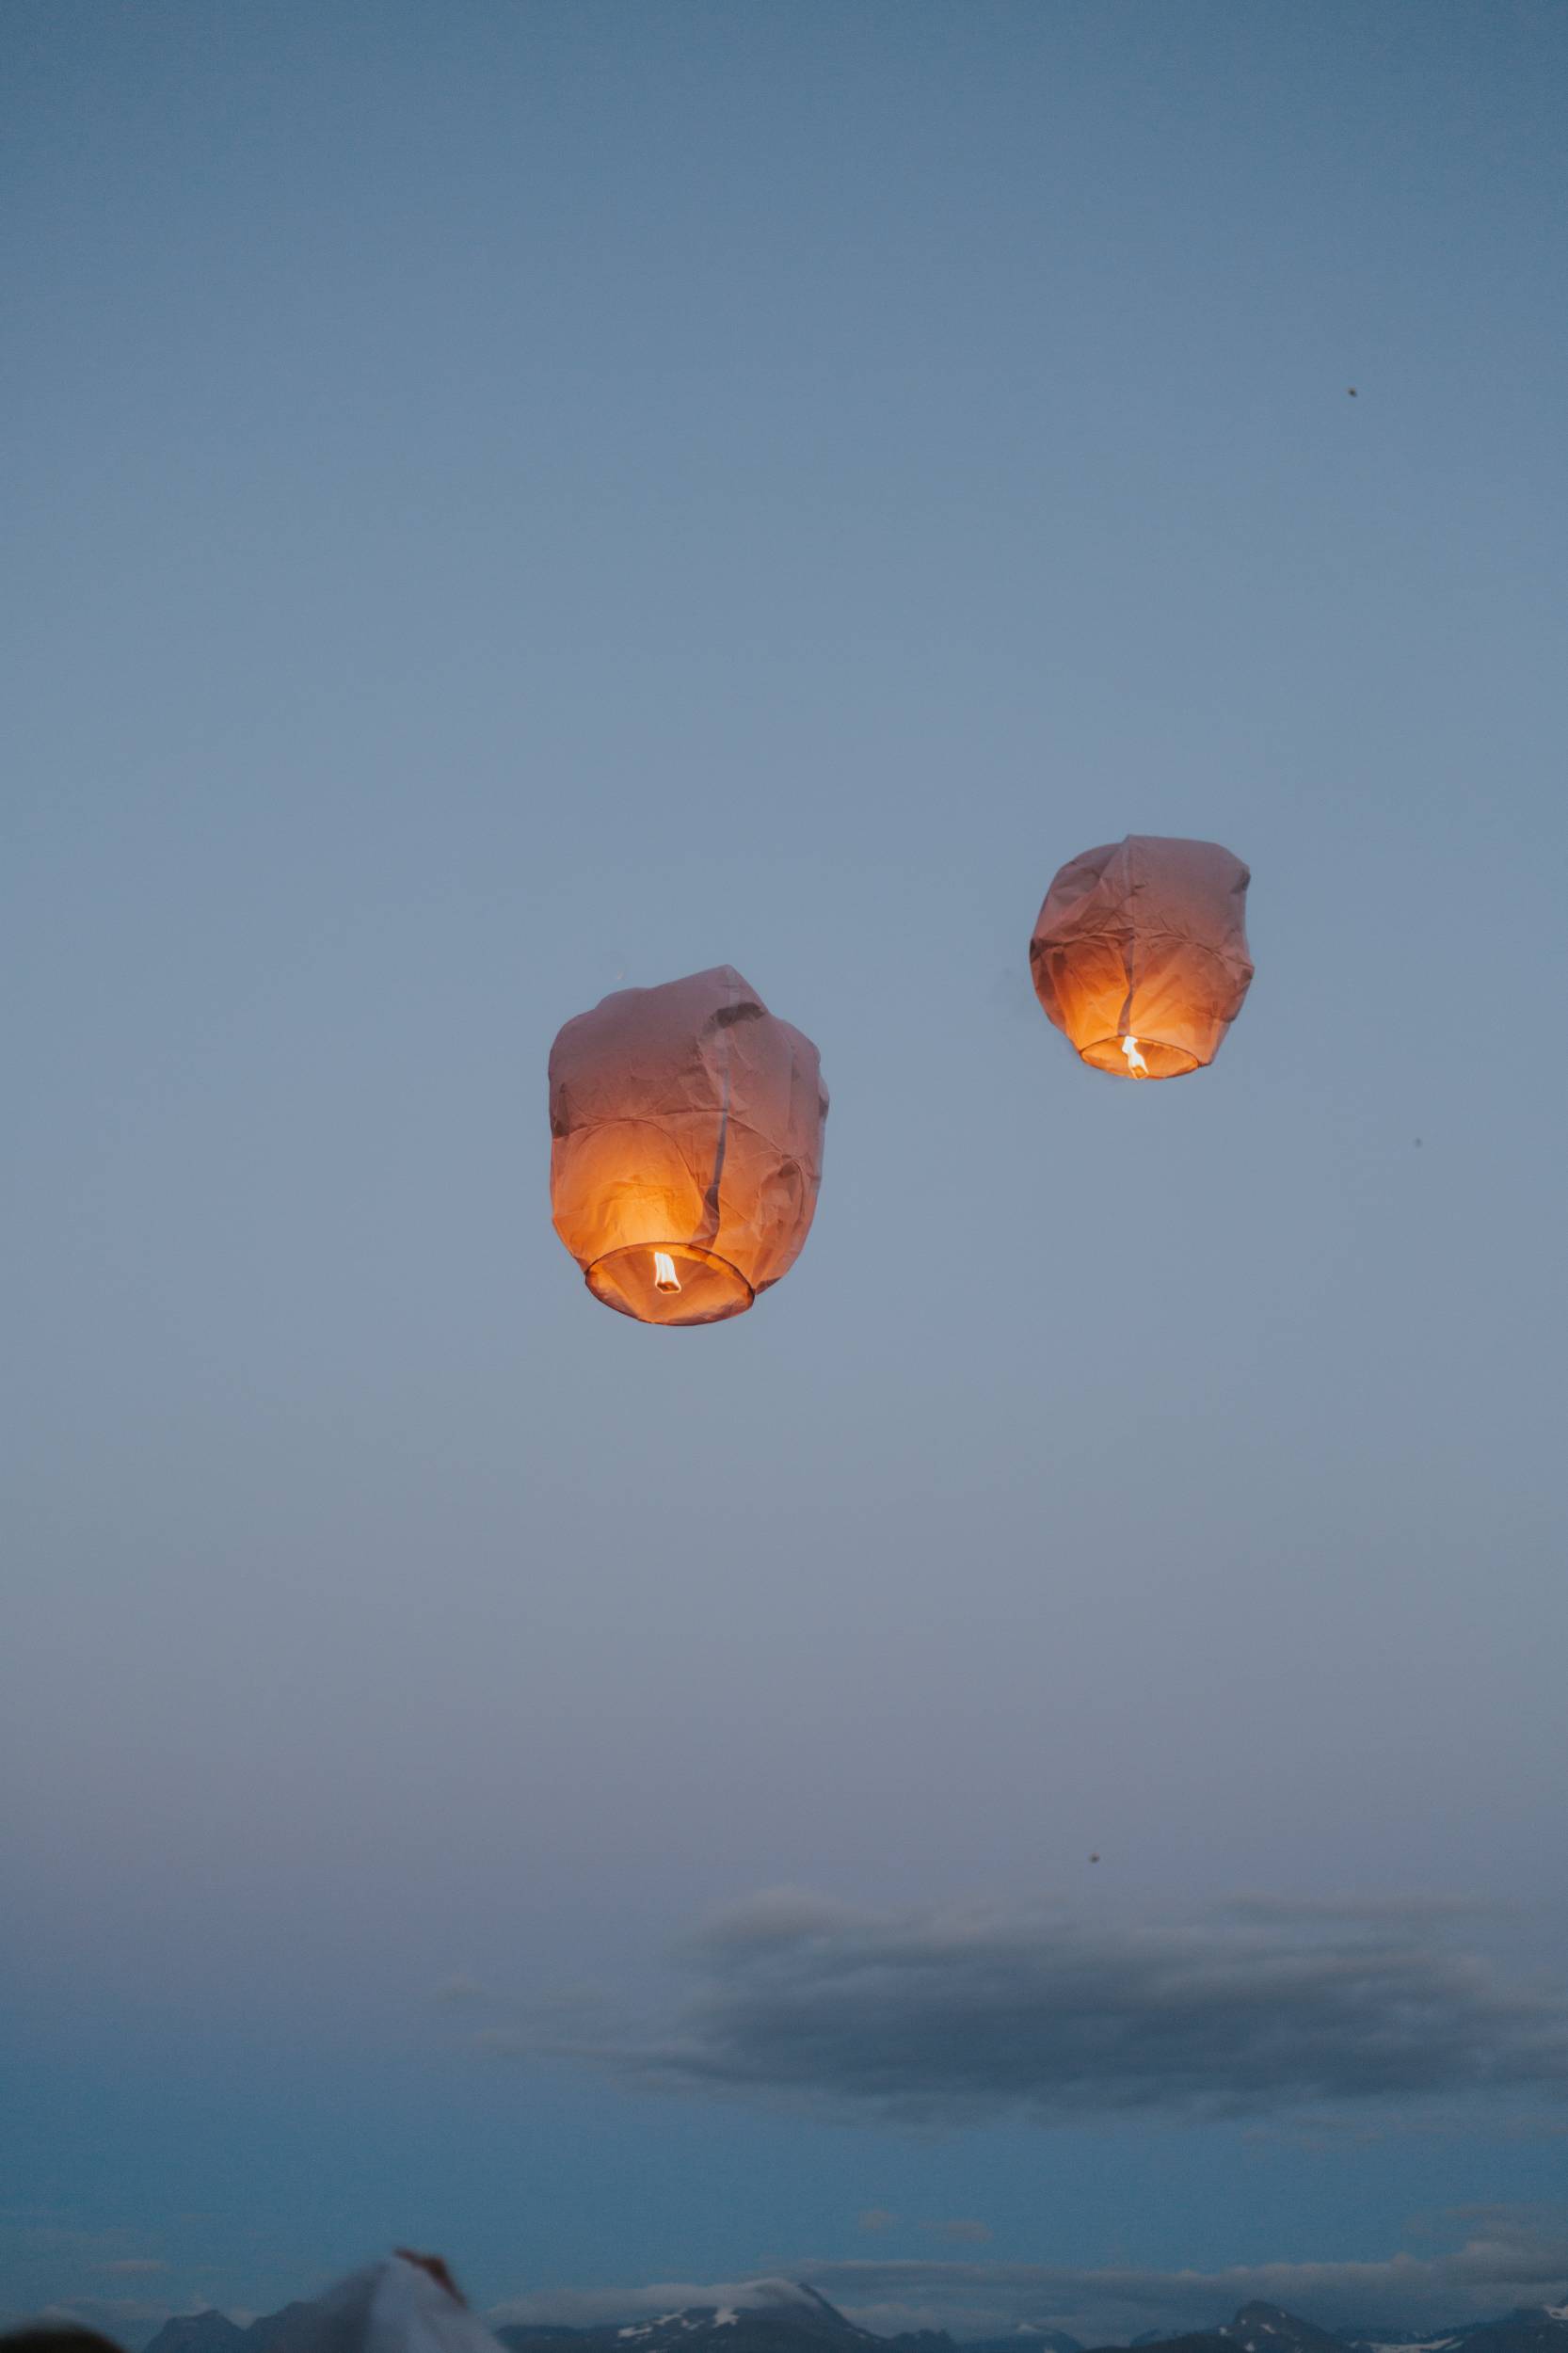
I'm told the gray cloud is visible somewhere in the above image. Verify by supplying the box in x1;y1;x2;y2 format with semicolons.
433;1973;488;2007
1218;1896;1501;1927
798;2222;1568;2339
487;2218;1568;2342
486;1889;1568;2128
858;2212;900;2236
488;2282;836;2332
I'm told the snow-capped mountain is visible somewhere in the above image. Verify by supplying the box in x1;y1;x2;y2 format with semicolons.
1221;2305;1350;2353
1087;2300;1568;2353
963;2330;1082;2353
139;2282;1568;2353
1346;2307;1568;2353
496;2283;946;2353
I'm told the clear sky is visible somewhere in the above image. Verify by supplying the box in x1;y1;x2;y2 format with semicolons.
4;2;1567;2344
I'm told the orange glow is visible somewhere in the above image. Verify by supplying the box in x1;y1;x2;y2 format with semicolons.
549;967;828;1326
1030;836;1254;1079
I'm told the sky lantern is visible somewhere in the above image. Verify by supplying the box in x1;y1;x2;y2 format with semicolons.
1030;834;1254;1078
549;965;828;1326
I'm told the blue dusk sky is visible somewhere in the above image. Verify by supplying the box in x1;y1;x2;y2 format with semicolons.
3;3;1567;2345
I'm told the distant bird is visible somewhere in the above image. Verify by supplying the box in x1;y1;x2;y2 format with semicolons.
1348;387;1358;396
1415;1137;1423;1147
1089;1852;1100;1864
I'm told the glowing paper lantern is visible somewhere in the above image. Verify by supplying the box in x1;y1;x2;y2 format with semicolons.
1030;835;1254;1078
549;965;827;1326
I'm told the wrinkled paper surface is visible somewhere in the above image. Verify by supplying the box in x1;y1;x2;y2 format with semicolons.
271;2257;504;2353
1030;835;1253;1074
550;965;827;1308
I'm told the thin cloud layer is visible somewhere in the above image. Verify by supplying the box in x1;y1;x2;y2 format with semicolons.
801;2223;1568;2339
488;2218;1568;2341
491;1891;1568;2127
488;2281;830;2332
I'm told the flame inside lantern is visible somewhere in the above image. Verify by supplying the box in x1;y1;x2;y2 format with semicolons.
1121;1033;1150;1077
652;1251;682;1294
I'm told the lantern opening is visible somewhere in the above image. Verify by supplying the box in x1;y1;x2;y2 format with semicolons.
585;1242;755;1328
1079;1033;1202;1080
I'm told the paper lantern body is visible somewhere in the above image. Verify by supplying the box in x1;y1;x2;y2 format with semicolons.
1030;835;1254;1077
549;966;827;1326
